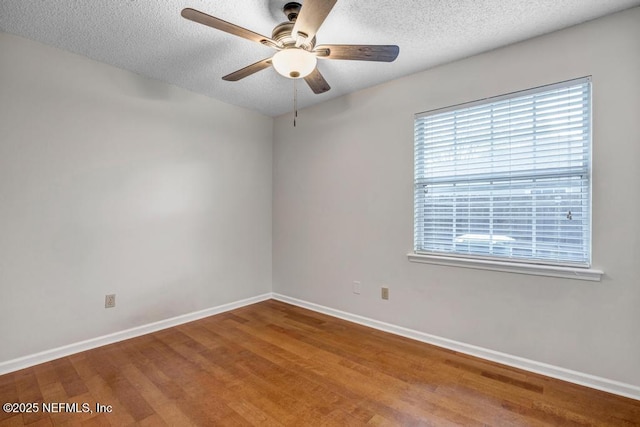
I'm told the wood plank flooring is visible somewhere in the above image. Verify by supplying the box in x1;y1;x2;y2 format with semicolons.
1;300;639;426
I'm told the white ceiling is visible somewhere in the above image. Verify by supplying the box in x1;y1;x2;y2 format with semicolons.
1;1;639;117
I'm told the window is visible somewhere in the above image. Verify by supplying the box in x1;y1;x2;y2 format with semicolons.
413;77;592;269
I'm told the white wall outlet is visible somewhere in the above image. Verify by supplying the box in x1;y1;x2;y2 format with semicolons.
353;281;361;294
105;294;116;308
381;287;389;300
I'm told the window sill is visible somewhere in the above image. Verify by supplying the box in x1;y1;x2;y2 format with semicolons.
407;253;603;282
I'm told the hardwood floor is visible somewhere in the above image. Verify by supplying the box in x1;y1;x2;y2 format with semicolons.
1;300;639;426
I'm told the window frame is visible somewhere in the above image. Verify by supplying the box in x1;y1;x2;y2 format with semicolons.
409;77;603;281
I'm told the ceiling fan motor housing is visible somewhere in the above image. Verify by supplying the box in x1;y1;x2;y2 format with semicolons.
272;22;316;50
273;2;315;51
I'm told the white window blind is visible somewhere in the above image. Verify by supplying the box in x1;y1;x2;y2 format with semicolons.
414;77;592;267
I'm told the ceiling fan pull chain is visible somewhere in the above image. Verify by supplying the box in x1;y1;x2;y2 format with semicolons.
293;78;298;127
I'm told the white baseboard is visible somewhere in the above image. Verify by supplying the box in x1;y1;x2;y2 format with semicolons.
0;293;272;376
4;292;638;401
272;293;640;401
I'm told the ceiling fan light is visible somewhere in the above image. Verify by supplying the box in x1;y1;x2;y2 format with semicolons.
272;48;317;79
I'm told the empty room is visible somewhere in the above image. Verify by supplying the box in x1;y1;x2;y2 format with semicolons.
1;0;639;425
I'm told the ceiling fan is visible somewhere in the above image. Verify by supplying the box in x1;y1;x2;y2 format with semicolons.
181;0;399;94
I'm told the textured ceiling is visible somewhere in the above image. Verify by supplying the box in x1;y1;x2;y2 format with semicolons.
1;1;639;117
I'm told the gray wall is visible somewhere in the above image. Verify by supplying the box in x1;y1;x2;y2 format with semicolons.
0;33;273;362
273;8;640;386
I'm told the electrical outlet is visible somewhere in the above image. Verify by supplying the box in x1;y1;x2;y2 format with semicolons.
353;281;361;295
381;287;389;300
105;294;116;308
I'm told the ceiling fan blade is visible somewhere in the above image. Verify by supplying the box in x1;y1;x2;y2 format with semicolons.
315;44;399;62
304;68;331;94
222;58;273;81
292;0;337;47
181;8;280;49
